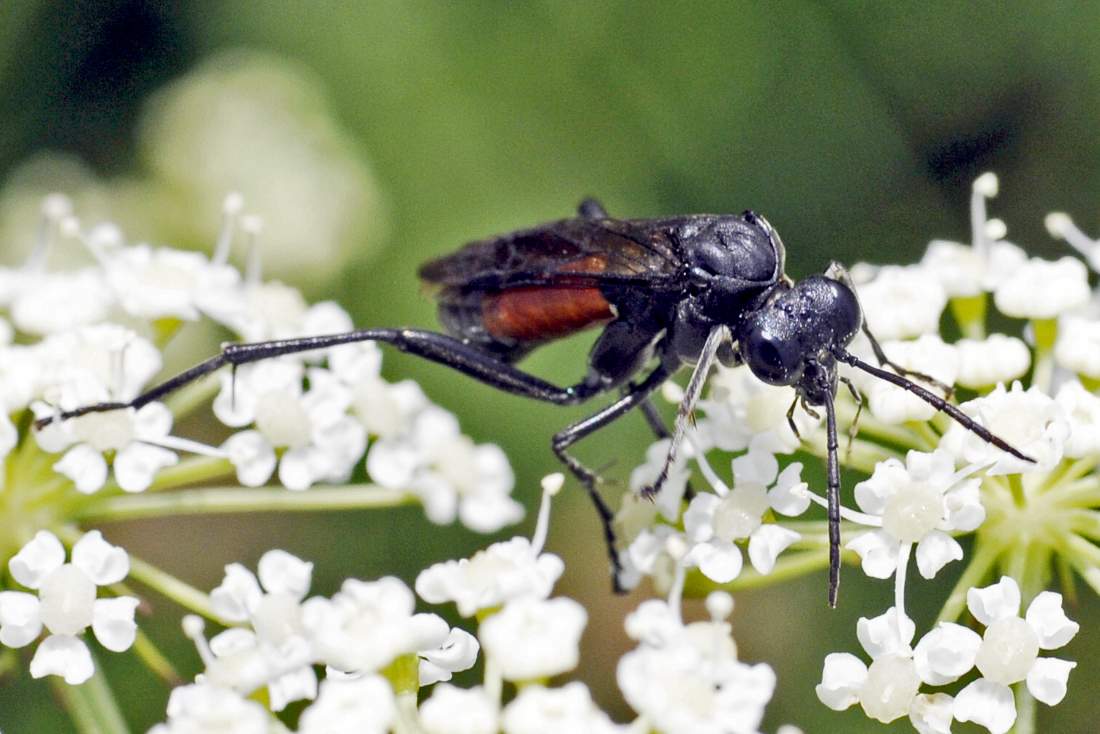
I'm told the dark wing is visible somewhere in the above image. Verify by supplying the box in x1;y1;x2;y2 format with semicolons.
418;217;684;292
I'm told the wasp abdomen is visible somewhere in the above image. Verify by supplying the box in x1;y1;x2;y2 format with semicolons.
482;286;615;343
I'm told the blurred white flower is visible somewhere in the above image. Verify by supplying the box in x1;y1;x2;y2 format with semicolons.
1;531;137;685
502;683;626;734
941;382;1069;474
697;363;816;454
148;682;273;734
303;576;449;675
993;256;1091;320
863;335;958;423
297;675;396;734
479;596;586;681
420;684;499;734
855;265;947;340
207;550;317;711
1055;315;1100;379
954;334;1030;390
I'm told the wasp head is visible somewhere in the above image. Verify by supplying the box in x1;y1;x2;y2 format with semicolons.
739;275;861;406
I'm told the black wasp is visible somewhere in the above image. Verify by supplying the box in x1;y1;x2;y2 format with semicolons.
41;198;1031;605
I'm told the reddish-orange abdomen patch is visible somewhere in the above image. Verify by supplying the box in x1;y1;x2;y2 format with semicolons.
482;286;615;342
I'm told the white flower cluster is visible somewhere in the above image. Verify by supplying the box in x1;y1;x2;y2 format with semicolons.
145;475;785;733
2;192;520;526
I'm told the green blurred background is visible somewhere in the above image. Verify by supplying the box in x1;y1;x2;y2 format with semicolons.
1;1;1098;731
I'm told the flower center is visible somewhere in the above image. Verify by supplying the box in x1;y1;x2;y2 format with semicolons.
74;410;135;452
38;564;97;635
881;482;942;542
251;592;304;645
254;391;312;448
859;653;920;724
975;616;1039;685
713;484;769;540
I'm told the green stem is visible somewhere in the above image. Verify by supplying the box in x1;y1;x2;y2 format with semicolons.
1014;682;1037;734
938;538;1002;623
51;656;131;734
685;550;831;596
126;553;227;624
77;484;415;522
132;628;181;685
950;294;987;340
905;420;942;452
801;433;893;474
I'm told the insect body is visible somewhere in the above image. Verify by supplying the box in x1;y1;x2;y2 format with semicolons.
41;199;1031;605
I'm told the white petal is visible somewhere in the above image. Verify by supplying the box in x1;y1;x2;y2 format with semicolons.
682;493;719;541
278;447;317;490
54;444;109;494
685;539;743;583
732;446;778;485
857;607;915;658
268;665;318;712
458;493;524;534
954;678;1016;734
366;438;421;488
747;525;800;574
815;652;867;710
1025;657;1076;706
113;443;178;492
0;591;43;647
30;634;95;684
768;462;809;516
10;530;66;588
222;430;276;487
968;576;1021;625
71;531;130;585
210;564;263;621
846;530;899;579
132;401;173;438
257;549;313;600
853;459;906;516
1024;592;1079;649
913;622;981;685
909;693;955;734
91;597;139;651
419;627;479;685
915;531;963;579
942;479;985;532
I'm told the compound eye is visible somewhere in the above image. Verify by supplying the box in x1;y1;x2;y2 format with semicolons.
742;326;802;386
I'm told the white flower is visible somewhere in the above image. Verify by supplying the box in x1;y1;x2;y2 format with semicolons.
479;597;586;681
99;243;240;321
618;639;775;734
920;172;1028;297
1055;315;1100;379
420;684;499;734
846;450;980;580
862;335;958;423
303;576;449;675
954;577;1078;733
297;675;396;734
215;359;366;490
1054;380;1100;458
993;256;1091;320
618;588;774;734
0;531;137;685
9;268;113;335
207;550;317;710
367;404;521;532
909;692;956;734
954;335;1031;389
418;626;479;686
682;447;807;583
45;402;180;494
148;683;273;734
502;683;626;734
816;607;920;724
913;622;982;685
941;382;1069;474
697;364;815;454
855;265;947;340
415;533;563;618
